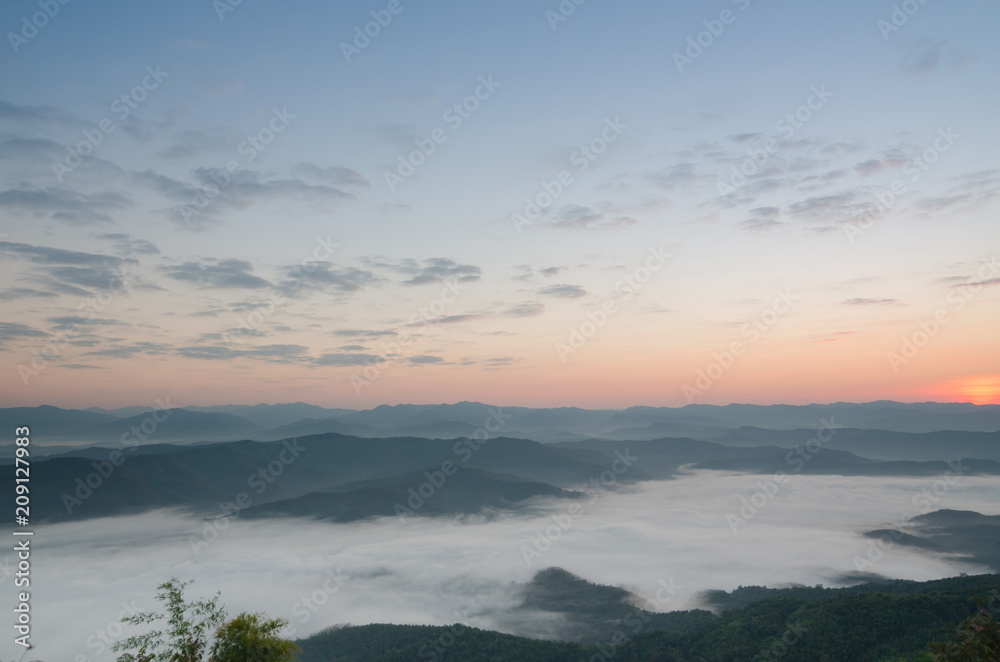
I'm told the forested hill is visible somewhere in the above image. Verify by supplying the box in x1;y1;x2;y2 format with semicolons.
295;572;1000;662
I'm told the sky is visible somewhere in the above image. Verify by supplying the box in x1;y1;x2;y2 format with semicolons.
1;0;999;409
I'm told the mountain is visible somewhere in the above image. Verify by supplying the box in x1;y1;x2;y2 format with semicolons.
85;405;155;418
256;416;382;440
241;467;580;522
74;408;262;442
294;570;1000;662
184;402;355;428
5;401;1000;449
863;509;1000;572
0;405;117;438
8;431;999;524
714;427;1000;461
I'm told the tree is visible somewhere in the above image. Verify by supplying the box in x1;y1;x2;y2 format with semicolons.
113;578;226;662
114;578;298;662
211;612;299;662
930;604;1000;661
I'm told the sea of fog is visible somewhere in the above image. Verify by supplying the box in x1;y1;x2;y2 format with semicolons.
8;471;999;662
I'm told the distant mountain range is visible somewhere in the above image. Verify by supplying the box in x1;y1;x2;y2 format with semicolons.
3;401;1000;453
5;430;1000;524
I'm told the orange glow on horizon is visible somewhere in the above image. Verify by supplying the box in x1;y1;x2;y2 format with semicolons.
945;376;1000;405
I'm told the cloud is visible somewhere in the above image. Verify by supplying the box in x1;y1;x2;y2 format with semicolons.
48;265;130;290
331;329;398;338
538;284;587;299
899;39;978;75
437;314;483;324
175;344;308;363
405;258;481;286
853;159;885;177
546;205;638;232
151;167;362;231
0;186;130;225
60;363;106;370
841;298;900;306
512;266;564;283
740;207;783;233
649;163;705;192
278;262;381;297
901;39;944;74
914;170;1000;214
293;164;369;189
95;233;160;257
0;241;132;294
0;99;79;125
0;287;59;300
0;137;64;162
84;342;172;359
314;353;385;367
0;322;48;345
406;314;485;328
783;191;875;227
949;277;1000;289
131;170;199;201
0;241;129;267
365;257;482;286
160;259;271;289
505;303;545;317
409;355;444;364
158;127;242;160
48;316;129;327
